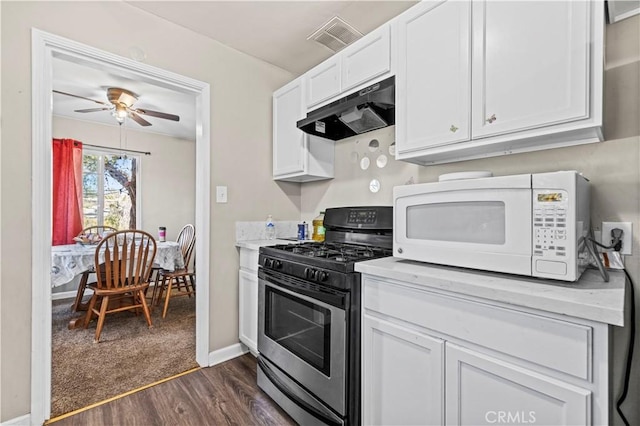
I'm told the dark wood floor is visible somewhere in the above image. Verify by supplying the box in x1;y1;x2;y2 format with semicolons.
49;354;296;426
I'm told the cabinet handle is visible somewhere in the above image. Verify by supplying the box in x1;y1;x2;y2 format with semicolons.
450;124;459;133
486;114;497;124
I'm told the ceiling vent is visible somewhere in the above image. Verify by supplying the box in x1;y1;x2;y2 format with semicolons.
308;16;363;53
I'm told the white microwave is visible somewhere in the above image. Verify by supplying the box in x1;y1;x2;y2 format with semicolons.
394;171;591;281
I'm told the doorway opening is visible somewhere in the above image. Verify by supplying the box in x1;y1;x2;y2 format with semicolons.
32;29;211;424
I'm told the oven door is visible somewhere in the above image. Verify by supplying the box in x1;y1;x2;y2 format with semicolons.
258;269;347;416
394;173;533;276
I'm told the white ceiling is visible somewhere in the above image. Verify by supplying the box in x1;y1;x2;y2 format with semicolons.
52;56;197;141
52;1;417;141
126;1;417;75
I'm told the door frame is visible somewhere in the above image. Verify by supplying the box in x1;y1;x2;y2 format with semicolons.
31;29;211;424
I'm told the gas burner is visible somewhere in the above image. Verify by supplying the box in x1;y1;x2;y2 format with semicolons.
267;241;392;269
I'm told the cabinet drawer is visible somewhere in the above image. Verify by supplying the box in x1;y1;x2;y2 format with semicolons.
363;278;592;381
239;248;260;273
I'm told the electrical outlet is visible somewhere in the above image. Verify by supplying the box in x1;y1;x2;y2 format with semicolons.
602;222;632;255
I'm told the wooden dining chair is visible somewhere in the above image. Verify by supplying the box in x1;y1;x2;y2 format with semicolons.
152;224;196;318
83;230;157;343
71;225;118;312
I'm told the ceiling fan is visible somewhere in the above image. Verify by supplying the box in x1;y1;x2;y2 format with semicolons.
53;87;180;127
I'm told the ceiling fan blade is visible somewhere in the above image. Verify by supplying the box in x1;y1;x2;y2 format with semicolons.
134;108;180;122
53;90;109;106
130;111;152;127
74;107;111;113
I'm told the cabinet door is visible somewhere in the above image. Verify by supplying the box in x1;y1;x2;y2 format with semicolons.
396;0;471;155
363;315;444;426
239;269;259;354
445;343;591;426
306;56;341;108
273;78;305;177
341;25;391;93
471;1;591;138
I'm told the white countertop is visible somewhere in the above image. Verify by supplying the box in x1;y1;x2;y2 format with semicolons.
236;239;310;250
355;257;626;327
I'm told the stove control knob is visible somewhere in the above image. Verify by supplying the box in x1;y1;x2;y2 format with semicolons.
304;268;311;279
264;258;274;269
318;271;329;282
273;260;282;269
310;269;318;280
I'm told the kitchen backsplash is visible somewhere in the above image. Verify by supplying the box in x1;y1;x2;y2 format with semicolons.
235;220;299;241
300;126;422;222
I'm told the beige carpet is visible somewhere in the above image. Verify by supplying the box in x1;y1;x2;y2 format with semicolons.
51;293;198;417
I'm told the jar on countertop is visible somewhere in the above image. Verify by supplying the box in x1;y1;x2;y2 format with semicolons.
312;212;325;242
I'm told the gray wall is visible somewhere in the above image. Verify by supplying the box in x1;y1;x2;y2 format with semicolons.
0;1;298;421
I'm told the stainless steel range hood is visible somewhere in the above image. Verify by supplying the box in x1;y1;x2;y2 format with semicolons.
296;76;395;141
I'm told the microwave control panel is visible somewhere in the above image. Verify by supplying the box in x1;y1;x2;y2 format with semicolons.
532;190;569;258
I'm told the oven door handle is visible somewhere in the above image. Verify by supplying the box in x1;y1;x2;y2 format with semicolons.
258;357;343;426
263;278;344;313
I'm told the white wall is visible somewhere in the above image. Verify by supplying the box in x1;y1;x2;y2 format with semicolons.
0;1;298;421
301;126;421;220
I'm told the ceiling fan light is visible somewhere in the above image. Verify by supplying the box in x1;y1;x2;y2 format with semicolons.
113;104;128;122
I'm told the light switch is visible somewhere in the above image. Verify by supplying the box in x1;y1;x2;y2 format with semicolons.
216;186;228;203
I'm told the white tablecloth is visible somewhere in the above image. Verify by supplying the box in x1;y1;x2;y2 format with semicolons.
51;241;184;287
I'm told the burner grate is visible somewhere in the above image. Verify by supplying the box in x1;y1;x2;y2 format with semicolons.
275;242;391;263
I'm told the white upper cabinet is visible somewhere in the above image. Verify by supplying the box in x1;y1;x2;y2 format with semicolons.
273;78;305;177
341;25;391;93
304;23;392;110
396;1;471;156
273;77;334;182
394;0;604;165
306;56;341;109
471;0;591;138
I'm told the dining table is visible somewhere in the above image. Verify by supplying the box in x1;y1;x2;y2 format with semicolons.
51;240;185;288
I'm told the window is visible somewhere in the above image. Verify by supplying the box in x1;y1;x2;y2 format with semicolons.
82;151;140;230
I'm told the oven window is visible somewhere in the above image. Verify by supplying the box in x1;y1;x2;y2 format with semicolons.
265;286;331;376
407;201;506;244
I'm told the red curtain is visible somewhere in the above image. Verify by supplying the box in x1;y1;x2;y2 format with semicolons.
52;138;83;245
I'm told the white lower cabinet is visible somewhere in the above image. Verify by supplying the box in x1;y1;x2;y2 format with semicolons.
446;343;591;426
238;269;258;355
362;276;610;425
238;247;260;355
363;315;444;426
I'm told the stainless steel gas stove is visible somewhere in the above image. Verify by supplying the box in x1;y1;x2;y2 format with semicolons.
257;206;392;426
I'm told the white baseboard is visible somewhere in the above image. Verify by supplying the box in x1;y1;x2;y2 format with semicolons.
51;290;76;301
0;414;31;426
208;343;248;366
